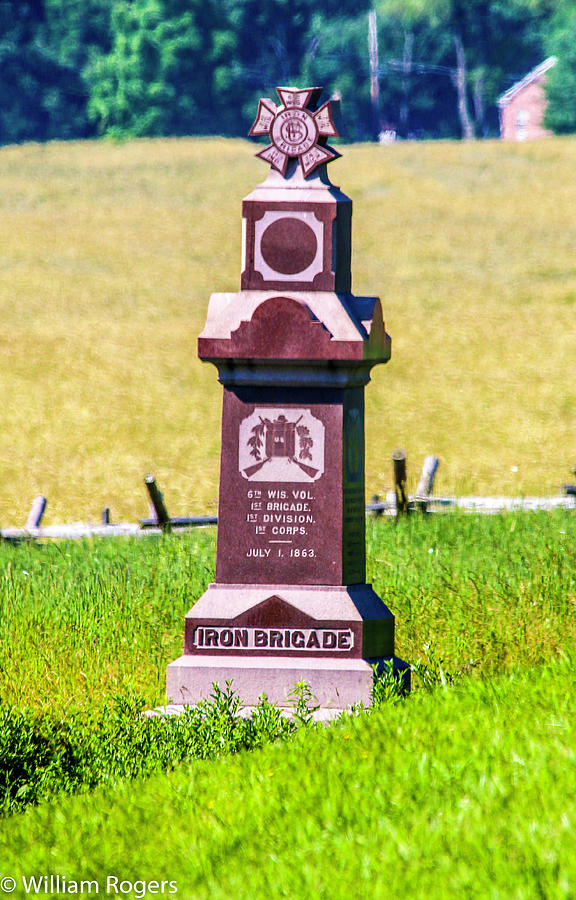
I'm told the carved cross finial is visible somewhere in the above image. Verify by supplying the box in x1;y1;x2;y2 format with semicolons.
249;87;340;178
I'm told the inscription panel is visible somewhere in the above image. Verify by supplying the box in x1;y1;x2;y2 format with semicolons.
216;388;343;585
192;626;354;653
184;593;366;658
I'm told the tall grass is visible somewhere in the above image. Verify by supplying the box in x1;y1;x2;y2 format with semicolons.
0;531;213;712
0;137;575;523
0;512;575;887
2;655;576;898
1;512;575;715
368;510;576;676
0;684;295;817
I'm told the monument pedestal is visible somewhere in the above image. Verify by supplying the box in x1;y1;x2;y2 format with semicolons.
168;656;406;710
167;87;409;711
167;582;406;708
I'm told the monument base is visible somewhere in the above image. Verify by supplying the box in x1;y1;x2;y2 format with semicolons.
167;653;409;709
166;582;408;709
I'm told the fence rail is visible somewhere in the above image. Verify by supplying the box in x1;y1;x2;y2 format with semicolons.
1;457;575;543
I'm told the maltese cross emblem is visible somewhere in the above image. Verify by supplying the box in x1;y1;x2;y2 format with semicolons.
249;87;339;178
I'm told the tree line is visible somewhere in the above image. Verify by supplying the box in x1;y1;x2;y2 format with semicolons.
0;0;574;146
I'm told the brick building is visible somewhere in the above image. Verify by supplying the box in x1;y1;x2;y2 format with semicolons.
497;57;557;141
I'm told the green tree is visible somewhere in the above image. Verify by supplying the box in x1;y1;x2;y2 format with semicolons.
375;0;553;139
544;7;576;133
0;0;113;144
212;0;372;136
0;0;558;144
298;10;454;141
42;0;114;139
87;0;229;137
0;0;69;142
88;0;372;140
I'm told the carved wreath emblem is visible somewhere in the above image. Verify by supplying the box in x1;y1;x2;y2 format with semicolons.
239;407;325;483
245;413;317;478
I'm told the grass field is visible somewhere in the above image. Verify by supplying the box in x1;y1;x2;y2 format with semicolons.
1;135;576;896
3;656;576;898
1;136;575;524
1;511;575;893
1;512;575;819
2;512;575;715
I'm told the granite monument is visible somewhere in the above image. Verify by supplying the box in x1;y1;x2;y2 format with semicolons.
167;87;408;711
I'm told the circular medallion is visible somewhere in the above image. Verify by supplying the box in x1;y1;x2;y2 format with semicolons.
260;218;318;275
270;108;318;158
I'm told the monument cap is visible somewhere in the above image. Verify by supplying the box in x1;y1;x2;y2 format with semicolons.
249;86;340;178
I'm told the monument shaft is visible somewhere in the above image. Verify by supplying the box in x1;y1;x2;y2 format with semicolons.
216;384;365;586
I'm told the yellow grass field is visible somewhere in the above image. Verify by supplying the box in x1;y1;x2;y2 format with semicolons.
0;135;575;524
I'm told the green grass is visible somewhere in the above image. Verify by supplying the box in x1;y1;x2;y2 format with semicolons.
0;531;214;713
1;137;575;524
0;683;295;818
2;512;575;714
1;513;575;893
367;510;576;677
2;656;576;899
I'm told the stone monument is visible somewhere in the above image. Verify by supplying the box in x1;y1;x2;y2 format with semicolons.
167;87;408;711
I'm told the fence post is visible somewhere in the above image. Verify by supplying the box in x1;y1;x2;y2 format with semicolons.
144;475;171;531
370;494;383;518
26;495;47;531
392;449;408;518
416;456;439;513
